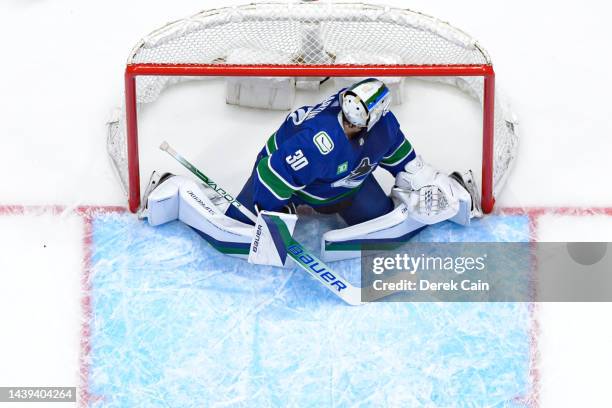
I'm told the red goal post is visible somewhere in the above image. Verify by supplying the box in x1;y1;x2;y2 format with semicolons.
109;2;517;215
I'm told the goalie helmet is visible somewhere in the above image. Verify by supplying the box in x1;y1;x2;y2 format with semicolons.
341;78;392;131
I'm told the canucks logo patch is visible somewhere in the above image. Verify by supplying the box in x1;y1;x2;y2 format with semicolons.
331;157;376;188
313;131;334;155
337;162;348;175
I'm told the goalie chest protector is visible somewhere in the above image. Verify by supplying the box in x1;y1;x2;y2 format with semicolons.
256;89;413;208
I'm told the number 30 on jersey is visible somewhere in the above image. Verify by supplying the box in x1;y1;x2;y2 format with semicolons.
286;150;309;171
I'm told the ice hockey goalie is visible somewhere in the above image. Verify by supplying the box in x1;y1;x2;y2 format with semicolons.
140;79;483;265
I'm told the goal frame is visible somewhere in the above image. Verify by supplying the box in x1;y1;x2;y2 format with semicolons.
124;63;496;214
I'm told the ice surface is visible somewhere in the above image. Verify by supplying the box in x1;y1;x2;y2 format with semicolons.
88;213;533;407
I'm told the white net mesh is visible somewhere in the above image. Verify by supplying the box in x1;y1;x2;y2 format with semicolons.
107;1;518;206
422;75;519;197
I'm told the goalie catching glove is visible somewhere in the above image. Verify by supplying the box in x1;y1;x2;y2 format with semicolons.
394;156;482;225
321;158;482;262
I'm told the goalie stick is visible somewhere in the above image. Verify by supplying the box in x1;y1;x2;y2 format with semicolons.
160;141;256;223
159;141;362;306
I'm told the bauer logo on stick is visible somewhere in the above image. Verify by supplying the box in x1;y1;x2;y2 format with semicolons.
287;244;348;293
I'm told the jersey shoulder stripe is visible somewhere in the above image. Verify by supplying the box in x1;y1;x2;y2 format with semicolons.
265;132;278;155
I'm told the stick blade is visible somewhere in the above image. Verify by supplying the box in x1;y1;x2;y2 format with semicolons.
159;141;170;151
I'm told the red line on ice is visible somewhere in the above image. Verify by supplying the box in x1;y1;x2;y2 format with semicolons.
77;206;125;407
0;205;125;406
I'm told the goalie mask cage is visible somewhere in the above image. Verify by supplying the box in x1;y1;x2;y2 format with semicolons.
107;1;518;214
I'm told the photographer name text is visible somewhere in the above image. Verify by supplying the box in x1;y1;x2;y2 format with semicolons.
372;279;490;292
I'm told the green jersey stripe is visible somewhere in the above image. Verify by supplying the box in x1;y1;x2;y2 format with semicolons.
381;139;413;166
382;138;410;160
267;155;304;191
265;132;278;155
256;157;295;200
382;146;414;167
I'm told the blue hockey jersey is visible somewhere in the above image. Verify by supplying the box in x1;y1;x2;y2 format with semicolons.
253;89;416;211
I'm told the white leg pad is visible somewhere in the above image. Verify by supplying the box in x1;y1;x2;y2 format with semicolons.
146;178;180;227
321;204;425;262
176;178;253;245
448;177;473;226
146;176;254;257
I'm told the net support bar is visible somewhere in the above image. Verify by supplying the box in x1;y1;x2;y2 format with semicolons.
125;63;496;213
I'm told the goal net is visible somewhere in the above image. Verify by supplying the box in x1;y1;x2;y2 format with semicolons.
107;1;518;214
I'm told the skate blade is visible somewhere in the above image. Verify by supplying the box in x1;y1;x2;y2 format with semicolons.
137;171;163;218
